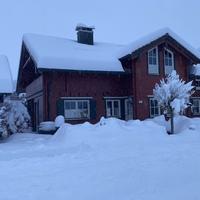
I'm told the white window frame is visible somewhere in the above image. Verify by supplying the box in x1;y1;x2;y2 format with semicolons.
148;46;159;75
149;98;161;118
106;99;121;118
64;99;90;120
192;98;200;115
164;48;174;75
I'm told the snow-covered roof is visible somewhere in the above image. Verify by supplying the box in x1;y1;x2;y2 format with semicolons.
22;28;200;73
190;48;200;76
0;55;13;93
76;23;95;30
23;34;124;72
119;28;200;60
190;64;200;76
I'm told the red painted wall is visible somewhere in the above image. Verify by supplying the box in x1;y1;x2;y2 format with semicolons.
43;71;132;123
131;43;190;119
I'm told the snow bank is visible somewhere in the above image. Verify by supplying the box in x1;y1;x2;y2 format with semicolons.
150;115;200;134
1;117;200;200
52;116;200;151
52;116;200;152
52;117;167;150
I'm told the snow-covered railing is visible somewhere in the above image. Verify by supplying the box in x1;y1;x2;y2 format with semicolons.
190;64;200;76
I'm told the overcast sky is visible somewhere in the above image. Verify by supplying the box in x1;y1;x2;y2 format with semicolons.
0;0;200;79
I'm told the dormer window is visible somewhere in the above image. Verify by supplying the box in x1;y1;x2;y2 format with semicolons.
164;48;174;75
148;47;159;75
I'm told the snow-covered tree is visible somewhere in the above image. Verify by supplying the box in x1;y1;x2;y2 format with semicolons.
0;105;10;137
153;70;194;134
0;96;30;138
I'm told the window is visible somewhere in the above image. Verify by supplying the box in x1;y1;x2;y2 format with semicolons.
64;100;90;120
164;49;174;75
149;98;161;117
106;99;121;118
192;99;200;115
195;79;200;90
148;47;159;74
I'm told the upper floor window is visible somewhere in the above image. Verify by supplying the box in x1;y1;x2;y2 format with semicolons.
164;48;174;75
148;47;159;74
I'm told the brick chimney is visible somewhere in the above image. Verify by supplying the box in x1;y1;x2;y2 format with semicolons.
76;24;95;45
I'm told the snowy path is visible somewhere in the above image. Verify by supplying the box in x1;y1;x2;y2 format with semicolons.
0;117;200;200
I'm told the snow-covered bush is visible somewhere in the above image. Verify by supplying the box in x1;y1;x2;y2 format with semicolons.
55;115;65;128
0;97;30;137
0;105;10;137
39;121;56;131
153;70;194;134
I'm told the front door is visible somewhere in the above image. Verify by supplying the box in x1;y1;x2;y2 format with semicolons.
125;99;133;120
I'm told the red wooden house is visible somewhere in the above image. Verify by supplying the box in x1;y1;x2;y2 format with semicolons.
16;25;200;129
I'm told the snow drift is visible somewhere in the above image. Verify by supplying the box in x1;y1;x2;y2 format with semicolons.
1;116;200;200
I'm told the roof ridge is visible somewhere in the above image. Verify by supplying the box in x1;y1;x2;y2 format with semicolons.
23;32;124;47
118;27;200;60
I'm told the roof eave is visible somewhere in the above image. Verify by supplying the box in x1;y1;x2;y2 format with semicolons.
37;67;128;75
119;54;132;61
120;34;200;63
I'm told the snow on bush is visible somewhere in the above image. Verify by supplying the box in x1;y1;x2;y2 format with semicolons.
0;97;30;137
55;115;65;128
153;70;194;134
39;121;56;131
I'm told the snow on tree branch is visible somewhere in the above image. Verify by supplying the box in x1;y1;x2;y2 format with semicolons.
0;95;31;138
153;70;194;114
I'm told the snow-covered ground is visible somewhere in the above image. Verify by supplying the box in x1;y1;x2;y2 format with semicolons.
1;116;200;200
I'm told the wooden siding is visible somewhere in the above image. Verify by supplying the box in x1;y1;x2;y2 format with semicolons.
43;71;132;123
26;75;44;128
131;42;191;119
26;75;43;99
